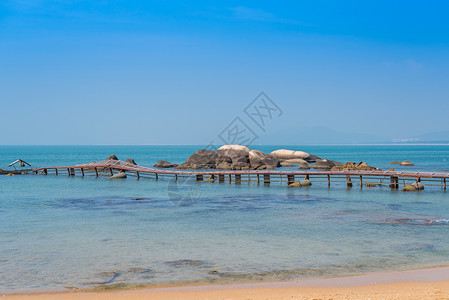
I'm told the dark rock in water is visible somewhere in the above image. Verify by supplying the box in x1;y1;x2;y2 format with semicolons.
165;259;208;267
298;162;310;170
216;145;250;170
249;150;279;170
125;158;137;165
176;150;218;170
313;159;340;170
154;160;178;168
106;155;118;160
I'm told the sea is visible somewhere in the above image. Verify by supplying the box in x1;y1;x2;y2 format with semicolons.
1;145;449;293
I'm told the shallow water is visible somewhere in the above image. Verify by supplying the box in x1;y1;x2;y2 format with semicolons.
1;145;449;292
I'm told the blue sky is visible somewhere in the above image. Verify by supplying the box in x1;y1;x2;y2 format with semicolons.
1;1;448;145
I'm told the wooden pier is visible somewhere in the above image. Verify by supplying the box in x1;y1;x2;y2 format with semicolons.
31;158;449;190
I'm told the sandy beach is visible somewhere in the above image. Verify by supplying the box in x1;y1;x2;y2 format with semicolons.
5;266;449;300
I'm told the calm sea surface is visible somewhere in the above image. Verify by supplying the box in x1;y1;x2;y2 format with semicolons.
1;145;449;293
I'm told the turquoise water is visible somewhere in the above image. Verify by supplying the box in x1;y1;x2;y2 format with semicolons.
1;145;449;293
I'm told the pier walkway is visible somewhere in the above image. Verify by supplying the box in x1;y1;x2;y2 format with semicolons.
31;158;449;190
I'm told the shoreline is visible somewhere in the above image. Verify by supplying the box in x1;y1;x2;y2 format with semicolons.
5;264;449;299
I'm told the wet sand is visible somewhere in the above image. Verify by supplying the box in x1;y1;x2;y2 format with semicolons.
4;265;449;299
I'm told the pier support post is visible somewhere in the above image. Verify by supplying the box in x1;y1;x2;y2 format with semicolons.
390;176;399;189
94;167;98;177
55;168;58;175
287;174;295;186
81;168;84;176
264;174;270;185
42;169;47;175
155;173;159;180
196;174;203;181
444;178;447;191
109;168;113;176
137;171;140;179
360;176;363;187
346;175;352;187
174;174;177;181
218;174;224;183
327;175;330;186
235;174;241;183
257;174;260;184
69;168;75;176
229;175;232;183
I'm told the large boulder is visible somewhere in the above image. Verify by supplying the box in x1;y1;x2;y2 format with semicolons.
313;159;341;170
216;145;250;170
331;162;378;171
270;149;320;163
400;161;414;166
248;150;279;170
176;149;218;170
125;158;137;165
154;160;178;168
288;180;312;187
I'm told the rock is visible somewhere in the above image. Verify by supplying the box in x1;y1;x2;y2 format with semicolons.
400;161;414;166
412;181;424;190
280;161;294;167
110;172;126;179
401;185;417;192
313;159;340;170
298;162;310;170
106;155;118;160
270;149;319;163
282;158;307;165
125;158;137;165
154;160;178;168
176;149;218;170
216;145;250;170
331;162;378;171
365;182;377;187
248;150;280;170
288;180;312;187
390;161;402;165
388;168;395;171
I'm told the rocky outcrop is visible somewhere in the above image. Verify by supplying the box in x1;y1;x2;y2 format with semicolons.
298;162;310;170
288;180;312;187
390;161;402;165
125;158;137;165
331;162;379;171
312;159;342;170
248;150;279;170
365;182;377;187
400;161;414;166
106;154;118;160
282;158;307;165
401;182;424;192
176;149;218;170
216;145;250;170
269;149;320;163
154;160;178;168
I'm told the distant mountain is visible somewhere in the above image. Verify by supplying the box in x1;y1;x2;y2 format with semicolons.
259;126;388;145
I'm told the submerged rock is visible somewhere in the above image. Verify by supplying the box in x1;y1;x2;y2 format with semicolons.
110;172;126;179
154;160;178;168
400;161;414;166
365;182;377;187
288;180;312;187
390;161;402;165
176;149;218;170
